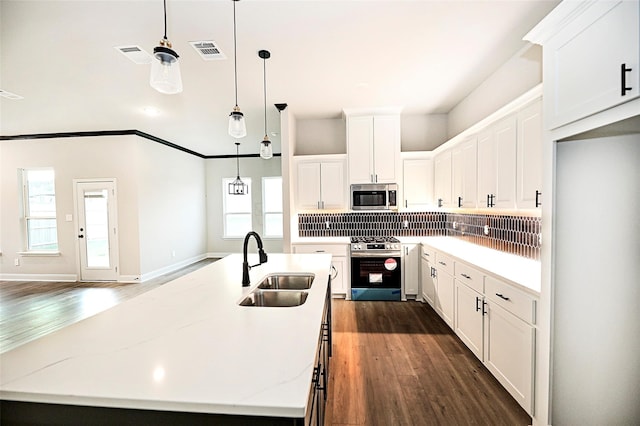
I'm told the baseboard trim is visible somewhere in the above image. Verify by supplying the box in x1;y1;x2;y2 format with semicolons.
0;273;77;282
139;254;207;282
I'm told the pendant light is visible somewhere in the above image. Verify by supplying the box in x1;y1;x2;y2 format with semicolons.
229;142;248;195
228;0;246;138
150;0;183;94
258;50;273;160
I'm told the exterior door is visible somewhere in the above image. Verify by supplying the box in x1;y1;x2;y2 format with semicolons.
74;180;119;281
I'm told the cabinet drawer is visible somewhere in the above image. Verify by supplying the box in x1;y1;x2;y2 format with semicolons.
455;262;484;294
485;275;536;324
292;244;348;257
421;245;436;261
435;252;454;276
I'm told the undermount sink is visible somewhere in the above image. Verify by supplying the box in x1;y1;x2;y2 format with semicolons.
256;273;315;290
239;290;309;307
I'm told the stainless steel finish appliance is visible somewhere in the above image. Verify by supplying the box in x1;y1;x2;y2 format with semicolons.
350;183;398;211
350;236;401;301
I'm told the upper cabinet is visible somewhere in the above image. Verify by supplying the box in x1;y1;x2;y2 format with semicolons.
402;155;434;210
516;100;543;209
434;150;453;208
526;0;639;129
477;114;517;209
294;156;347;211
346;114;401;184
451;137;478;209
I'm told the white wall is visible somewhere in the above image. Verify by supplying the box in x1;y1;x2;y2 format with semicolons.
447;44;543;139
135;139;207;279
295;118;346;155
401;114;448;151
0;135;142;279
205;156;283;255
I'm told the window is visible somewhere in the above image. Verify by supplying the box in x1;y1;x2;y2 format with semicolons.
22;168;58;251
223;177;252;238
262;177;283;238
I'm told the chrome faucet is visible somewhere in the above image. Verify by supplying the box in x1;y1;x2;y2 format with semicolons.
242;231;268;286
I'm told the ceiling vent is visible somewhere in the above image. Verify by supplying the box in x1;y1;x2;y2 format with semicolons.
189;40;226;61
114;45;152;64
0;89;23;100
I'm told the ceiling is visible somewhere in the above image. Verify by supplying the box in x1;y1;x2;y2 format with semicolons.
0;0;559;157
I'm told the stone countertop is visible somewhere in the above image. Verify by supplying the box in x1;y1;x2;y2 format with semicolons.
0;253;332;418
416;236;541;294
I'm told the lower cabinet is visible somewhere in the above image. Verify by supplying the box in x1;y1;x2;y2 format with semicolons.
305;281;331;426
292;243;349;298
402;243;420;299
423;243;538;416
420;246;436;306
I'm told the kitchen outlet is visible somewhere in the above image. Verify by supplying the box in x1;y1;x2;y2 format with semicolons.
403;220;409;228
14;258;20;266
484;225;490;235
325;221;330;229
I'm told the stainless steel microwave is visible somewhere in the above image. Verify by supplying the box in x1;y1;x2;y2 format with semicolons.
351;183;398;211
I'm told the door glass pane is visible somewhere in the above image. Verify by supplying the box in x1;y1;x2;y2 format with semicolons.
84;190;110;268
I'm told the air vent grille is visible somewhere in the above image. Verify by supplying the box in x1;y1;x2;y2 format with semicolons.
0;89;23;100
190;40;226;61
114;45;152;64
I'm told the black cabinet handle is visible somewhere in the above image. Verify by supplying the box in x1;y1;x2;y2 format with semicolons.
438;261;446;266
486;194;491;208
430;266;436;278
495;293;510;301
475;296;481;312
535;190;542;208
621;63;633;96
458;196;463;208
482;300;487;316
437;198;443;208
461;273;471;280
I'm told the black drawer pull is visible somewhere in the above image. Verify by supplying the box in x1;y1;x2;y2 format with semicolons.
438;261;446;266
461;273;471;280
495;293;510;301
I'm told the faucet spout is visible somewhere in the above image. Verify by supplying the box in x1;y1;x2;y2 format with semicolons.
242;231;268;286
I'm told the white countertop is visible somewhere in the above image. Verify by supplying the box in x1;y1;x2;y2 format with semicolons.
0;253;332;418
291;237;350;244
418;237;541;294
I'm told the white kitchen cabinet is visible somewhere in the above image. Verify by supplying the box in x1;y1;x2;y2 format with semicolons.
536;0;640;129
516;99;543;209
433;150;452;208
434;252;455;328
402;156;434;210
420;245;436;307
347;114;400;184
451;137;478;208
455;281;484;360
292;243;350;298
402;243;420;299
295;157;346;211
476;115;517;209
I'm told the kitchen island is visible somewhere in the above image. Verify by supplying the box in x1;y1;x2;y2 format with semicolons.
0;253;332;425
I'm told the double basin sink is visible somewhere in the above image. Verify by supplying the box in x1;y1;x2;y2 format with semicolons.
239;273;315;307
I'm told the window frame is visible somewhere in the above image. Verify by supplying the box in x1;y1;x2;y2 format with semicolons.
21;167;59;253
222;177;253;238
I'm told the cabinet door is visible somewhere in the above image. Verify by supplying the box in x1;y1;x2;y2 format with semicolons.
296;162;321;210
484;301;535;414
421;256;435;307
320;161;346;210
402;244;420;297
347;116;374;184
452;138;477;208
403;158;433;210
477;128;496;208
516;100;542;209
434;150;452;207
330;257;347;296
372;115;400;183
546;0;639;128
454;281;484;360
435;270;455;328
493;115;517;209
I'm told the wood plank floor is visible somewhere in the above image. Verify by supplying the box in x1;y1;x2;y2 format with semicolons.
1;263;530;425
324;300;531;426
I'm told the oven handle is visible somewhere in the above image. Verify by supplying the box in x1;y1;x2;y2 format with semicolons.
350;251;402;258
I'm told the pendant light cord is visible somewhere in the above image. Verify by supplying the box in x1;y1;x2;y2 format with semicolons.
263;56;267;137
233;0;239;107
162;0;168;41
236;143;240;176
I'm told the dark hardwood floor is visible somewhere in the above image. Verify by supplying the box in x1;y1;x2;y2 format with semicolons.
1;263;530;425
325;300;531;425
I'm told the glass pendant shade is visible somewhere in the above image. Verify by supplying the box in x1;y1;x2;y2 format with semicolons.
260;138;273;159
150;45;183;94
228;108;247;138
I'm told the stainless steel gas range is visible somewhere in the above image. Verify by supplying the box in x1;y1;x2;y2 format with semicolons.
350;236;402;301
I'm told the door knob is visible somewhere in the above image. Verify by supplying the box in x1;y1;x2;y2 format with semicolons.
78;234;84;238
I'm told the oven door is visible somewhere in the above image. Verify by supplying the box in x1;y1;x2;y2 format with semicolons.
350;254;401;289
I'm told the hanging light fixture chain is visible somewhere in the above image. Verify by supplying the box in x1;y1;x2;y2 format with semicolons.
263;55;267;137
233;0;239;107
162;0;168;41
